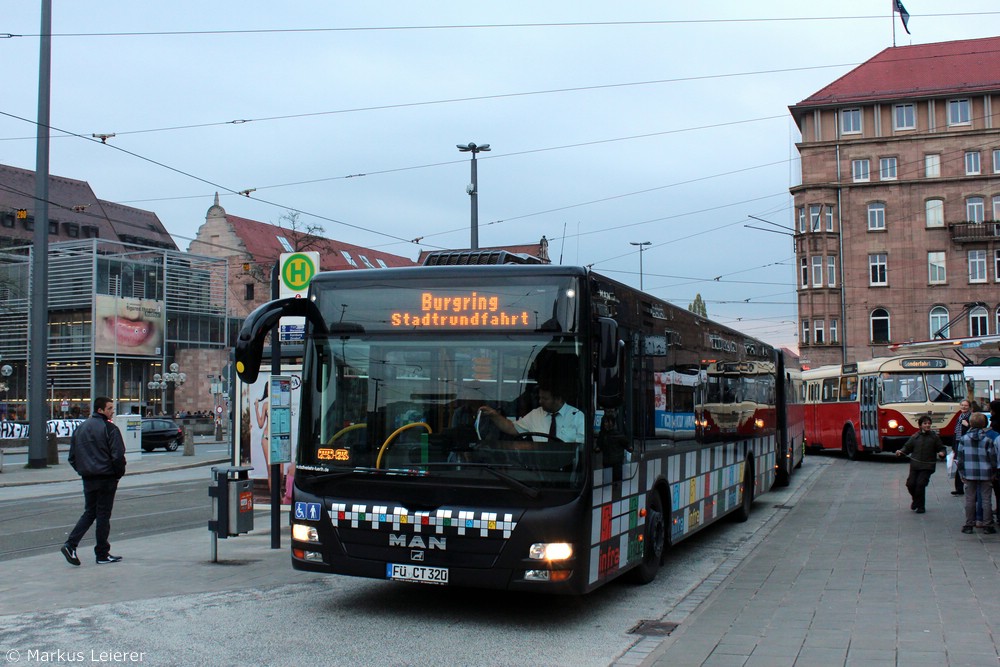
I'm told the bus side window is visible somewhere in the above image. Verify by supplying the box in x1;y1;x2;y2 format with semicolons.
822;378;839;402
840;376;857;401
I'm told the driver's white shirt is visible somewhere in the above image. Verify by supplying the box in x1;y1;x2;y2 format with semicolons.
512;404;585;442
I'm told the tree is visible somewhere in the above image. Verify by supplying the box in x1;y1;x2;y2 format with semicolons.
688;293;707;318
276;210;325;252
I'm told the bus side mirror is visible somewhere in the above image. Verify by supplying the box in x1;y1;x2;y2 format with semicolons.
234;297;328;384
598;317;623;408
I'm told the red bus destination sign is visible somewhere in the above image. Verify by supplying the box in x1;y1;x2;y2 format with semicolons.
390;291;531;329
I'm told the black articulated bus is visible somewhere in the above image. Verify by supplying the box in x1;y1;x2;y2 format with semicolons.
234;259;803;594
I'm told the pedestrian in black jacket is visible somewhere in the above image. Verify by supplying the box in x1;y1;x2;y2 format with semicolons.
896;415;947;513
61;396;127;566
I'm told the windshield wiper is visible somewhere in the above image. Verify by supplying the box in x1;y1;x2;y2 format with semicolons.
418;462;540;499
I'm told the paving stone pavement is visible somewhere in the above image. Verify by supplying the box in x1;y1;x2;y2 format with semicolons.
638;456;1000;667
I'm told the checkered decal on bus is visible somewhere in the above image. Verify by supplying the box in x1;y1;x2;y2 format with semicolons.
587;436;776;585
328;502;517;538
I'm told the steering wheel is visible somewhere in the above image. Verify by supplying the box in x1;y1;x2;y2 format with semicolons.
326;423;366;445
376;422;432;468
513;431;564;443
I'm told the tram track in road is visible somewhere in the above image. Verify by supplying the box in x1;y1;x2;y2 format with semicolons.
0;479;213;563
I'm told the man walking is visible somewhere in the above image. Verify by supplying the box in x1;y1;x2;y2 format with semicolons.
61;396;127;565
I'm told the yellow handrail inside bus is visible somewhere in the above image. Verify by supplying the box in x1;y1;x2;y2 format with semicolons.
327;423;366;445
376;422;432;469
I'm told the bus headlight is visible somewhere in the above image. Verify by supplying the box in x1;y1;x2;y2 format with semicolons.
887;419;898;430
529;542;573;561
292;523;319;543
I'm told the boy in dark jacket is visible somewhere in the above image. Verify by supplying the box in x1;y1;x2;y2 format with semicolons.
61;396;127;565
895;415;946;513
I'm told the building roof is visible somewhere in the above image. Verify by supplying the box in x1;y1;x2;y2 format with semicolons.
791;36;1000;112
0;163;176;250
416;238;551;265
225;214;416;270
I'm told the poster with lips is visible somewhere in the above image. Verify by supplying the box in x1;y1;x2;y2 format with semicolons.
94;294;164;356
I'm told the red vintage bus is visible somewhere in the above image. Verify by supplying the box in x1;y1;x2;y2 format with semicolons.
803;357;964;459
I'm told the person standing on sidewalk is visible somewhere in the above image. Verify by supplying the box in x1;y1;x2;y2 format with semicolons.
895;415;946;514
60;396;127;566
951;399;973;496
957;412;998;535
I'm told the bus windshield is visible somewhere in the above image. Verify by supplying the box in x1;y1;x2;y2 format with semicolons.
298;331;586;491
880;371;964;404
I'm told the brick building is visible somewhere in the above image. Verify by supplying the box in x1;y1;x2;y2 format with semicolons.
789;36;1000;367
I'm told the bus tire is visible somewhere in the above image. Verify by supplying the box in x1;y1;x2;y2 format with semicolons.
629;489;667;584
795;441;804;468
733;459;755;522
775;442;792;487
843;427;860;460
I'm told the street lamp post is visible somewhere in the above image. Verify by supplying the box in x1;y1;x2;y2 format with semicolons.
147;362;186;416
457;142;490;250
630;241;652;291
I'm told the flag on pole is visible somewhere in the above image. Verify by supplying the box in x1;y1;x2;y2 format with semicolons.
894;0;911;34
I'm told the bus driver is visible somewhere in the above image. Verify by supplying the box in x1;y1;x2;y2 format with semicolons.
479;384;585;443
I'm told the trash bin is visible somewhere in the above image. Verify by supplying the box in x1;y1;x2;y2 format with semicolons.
46;432;59;465
208;465;254;538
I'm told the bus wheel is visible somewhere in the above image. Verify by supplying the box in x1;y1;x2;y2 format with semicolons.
733;459;755;522
843;428;860;460
629;491;666;584
775;442;791;487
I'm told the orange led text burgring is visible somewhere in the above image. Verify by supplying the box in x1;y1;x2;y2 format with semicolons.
390;291;530;328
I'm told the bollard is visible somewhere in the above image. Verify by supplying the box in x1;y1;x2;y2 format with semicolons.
183;426;195;456
46;432;59;465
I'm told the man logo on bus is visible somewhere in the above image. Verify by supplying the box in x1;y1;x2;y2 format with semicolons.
389;534;447;550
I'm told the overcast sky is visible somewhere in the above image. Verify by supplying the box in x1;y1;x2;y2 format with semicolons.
3;1;999;350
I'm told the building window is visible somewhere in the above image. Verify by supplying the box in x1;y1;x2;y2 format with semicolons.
376;258;388;269
970;306;989;337
830;319;839;343
994;149;1000;174
852;159;870;182
928;252;947;284
879;157;897;180
869;254;887;286
800;257;809;288
801;320;810;345
967;197;985;223
825;205;834;231
814;320;825;344
996;307;1000;336
340;250;359;267
276;236;294;252
995;250;1000;282
925;199;944;228
358;255;375;269
965;151;981;175
867;202;886;230
809;205;822;231
870;308;890;344
930;306;949;338
925;154;940;178
797;207;805;233
826;255;837;287
841;108;862;134
244;283;254;301
969;250;988;283
894;104;915;130
948;98;971;126
811;256;823;287
993;196;1000;222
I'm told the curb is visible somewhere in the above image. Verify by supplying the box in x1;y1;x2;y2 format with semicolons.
0;457;231;488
